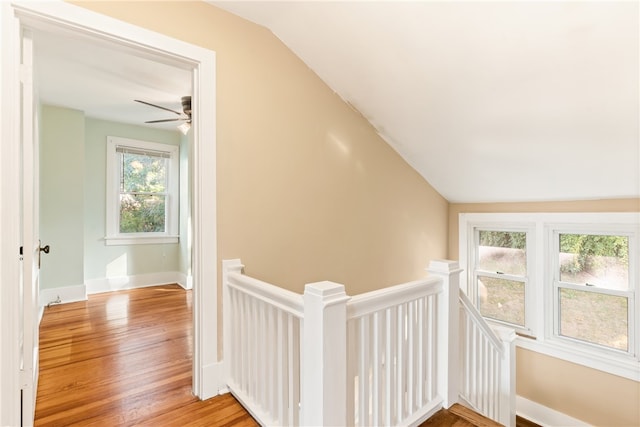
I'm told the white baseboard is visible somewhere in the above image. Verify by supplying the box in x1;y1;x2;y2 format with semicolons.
177;272;193;290
517;395;592;427
39;284;87;307
39;273;191;307
85;271;187;294
37;306;45;325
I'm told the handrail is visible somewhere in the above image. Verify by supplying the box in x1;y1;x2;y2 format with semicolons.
226;272;304;317
458;288;503;352
347;277;441;319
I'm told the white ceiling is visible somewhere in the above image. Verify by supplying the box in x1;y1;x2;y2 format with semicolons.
212;1;639;203
34;26;192;131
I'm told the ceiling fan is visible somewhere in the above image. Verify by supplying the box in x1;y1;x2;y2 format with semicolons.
135;95;192;134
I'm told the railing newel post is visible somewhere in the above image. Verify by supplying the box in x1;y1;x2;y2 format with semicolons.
427;259;463;409
496;326;517;427
222;259;244;391
301;281;350;426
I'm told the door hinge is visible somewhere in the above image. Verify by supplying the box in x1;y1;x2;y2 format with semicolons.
19;246;23;261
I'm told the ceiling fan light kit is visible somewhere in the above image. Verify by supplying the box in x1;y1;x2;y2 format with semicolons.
135;95;192;134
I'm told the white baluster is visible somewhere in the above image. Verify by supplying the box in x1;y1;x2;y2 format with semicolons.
359;317;369;426
372;312;381;425
347;320;357;426
385;306;394;425
407;301;415;413
287;314;295;424
416;298;422;408
275;309;284;425
396;303;405;420
428;295;436;401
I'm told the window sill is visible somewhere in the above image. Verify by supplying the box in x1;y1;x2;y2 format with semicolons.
515;334;640;382
104;235;179;245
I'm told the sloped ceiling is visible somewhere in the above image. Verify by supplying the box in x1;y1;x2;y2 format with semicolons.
212;1;639;203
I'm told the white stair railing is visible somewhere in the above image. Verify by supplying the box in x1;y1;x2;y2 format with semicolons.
222;259;515;427
345;277;442;426
459;290;516;426
223;260;303;426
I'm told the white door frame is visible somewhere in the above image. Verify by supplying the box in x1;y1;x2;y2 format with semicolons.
20;26;40;425
0;2;219;425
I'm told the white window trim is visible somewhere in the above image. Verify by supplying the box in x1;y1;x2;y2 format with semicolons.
105;136;179;245
460;212;640;381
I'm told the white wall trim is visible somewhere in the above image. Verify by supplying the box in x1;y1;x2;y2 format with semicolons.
39;284;87;306
85;271;185;294
517;395;592;427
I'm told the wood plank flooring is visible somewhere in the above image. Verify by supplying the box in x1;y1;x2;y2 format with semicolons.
35;284;257;426
422;404;541;427
421;403;503;427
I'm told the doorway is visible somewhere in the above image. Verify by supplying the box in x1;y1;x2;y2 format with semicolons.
0;2;219;425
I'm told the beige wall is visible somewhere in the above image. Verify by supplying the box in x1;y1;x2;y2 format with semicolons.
449;198;640;426
71;0;448;295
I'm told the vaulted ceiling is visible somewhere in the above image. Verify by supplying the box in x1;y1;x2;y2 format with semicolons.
212;1;639;203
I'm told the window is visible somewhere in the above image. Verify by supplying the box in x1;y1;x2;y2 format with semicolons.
105;136;179;245
473;230;530;331
460;213;639;380
553;231;632;352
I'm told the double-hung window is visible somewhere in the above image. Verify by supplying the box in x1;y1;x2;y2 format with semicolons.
472;229;532;334
552;229;633;353
105;136;179;245
460;213;639;380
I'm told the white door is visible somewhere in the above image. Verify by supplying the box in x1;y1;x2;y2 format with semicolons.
19;27;41;427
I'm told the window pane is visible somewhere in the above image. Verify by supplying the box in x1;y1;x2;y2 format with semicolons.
559;234;629;290
478;276;525;326
478;231;526;275
121;152;167;193
120;194;166;233
559;288;628;351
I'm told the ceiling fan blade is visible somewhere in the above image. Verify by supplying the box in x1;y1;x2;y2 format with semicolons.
145;118;185;124
135;99;182;116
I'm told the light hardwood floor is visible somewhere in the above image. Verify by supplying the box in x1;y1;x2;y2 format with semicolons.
35;284;257;426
